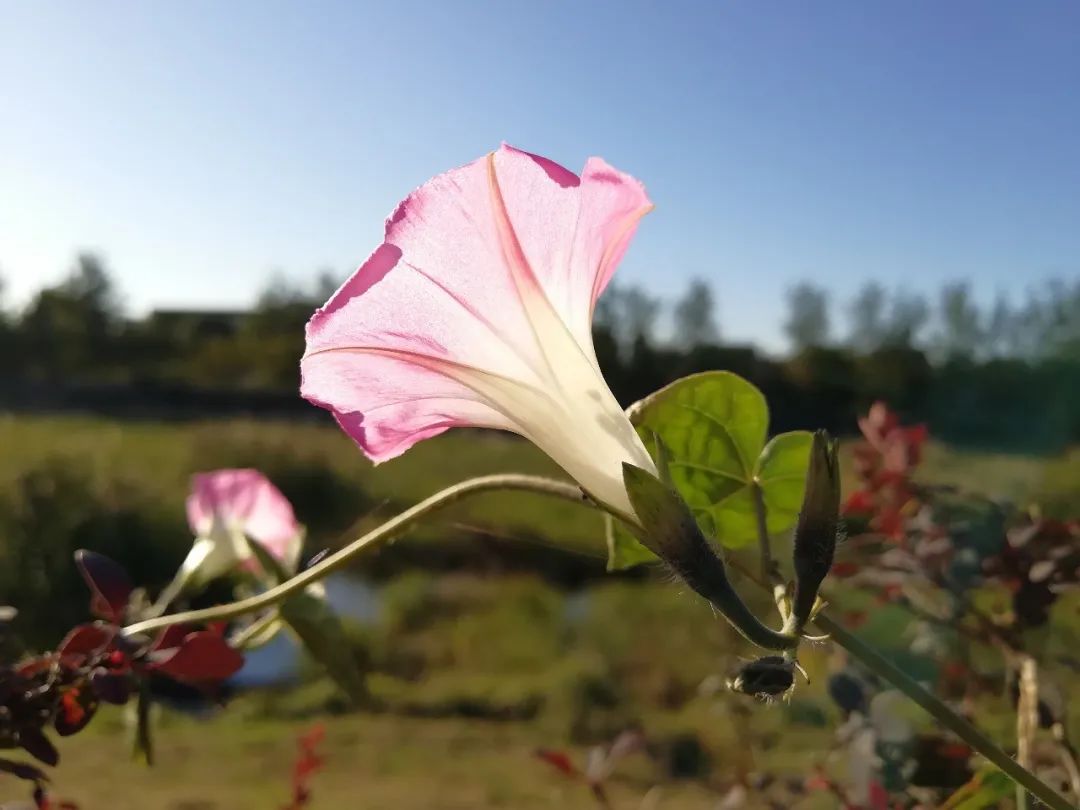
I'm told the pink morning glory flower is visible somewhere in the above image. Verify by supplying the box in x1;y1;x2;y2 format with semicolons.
301;145;657;519
178;468;303;584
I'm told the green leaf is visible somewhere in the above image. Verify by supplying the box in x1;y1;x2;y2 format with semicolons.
605;514;658;571
245;536;292;585
610;372;813;568
246;537;367;704
939;766;1014;810
279;586;368;706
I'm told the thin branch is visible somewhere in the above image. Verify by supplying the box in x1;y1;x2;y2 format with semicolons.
750;483;779;585
123;474;584;637
745;513;1070;809
1015;656;1038;810
120;471;1072;809
814;615;1069;810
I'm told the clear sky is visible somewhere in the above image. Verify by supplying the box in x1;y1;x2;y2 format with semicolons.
2;1;1078;349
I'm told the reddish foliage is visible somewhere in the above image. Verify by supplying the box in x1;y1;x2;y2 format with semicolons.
74;551;133;623
2;551;246;807
842;401;927;543
149;631;245;685
282;724;326;810
534;748;579;778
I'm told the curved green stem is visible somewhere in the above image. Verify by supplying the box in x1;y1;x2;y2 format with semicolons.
121;471;1071;809
123;474;584;637
750;483;779;585
814;615;1070;810
742;501;1069;809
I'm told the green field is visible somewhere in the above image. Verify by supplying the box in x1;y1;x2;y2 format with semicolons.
2;415;1080;808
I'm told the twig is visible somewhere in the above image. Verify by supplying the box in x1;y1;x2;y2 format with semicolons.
123;475;584;637
1015;656;1038;810
750;483;779;585
120;472;1073;810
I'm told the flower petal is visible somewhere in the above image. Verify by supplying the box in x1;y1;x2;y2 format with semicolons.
186;469;299;556
300;145;656;516
302;146;648;452
490;146;653;354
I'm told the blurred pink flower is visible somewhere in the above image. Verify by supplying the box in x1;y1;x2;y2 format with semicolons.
301;145;656;518
180;468;302;584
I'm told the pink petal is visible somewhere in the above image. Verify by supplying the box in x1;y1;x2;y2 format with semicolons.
186;469;299;558
301;144;651;463
491;146;652;351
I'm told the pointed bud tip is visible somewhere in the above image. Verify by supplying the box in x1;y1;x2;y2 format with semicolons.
791;430;842;629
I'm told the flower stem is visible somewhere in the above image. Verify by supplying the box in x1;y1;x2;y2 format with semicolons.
813;615;1069;810
122;474;584;637
750;483;779;585
742;468;1071;809
120;472;1072;810
1015;656;1039;810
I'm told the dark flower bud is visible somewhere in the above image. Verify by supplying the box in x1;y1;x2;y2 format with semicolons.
622;464;798;652
727;656;796;699
791;431;841;632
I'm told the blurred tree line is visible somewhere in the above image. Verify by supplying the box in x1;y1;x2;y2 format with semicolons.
3;254;1080;449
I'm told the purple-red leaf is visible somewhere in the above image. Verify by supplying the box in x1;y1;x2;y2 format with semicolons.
74;550;132;622
149;631;244;684
18;728;59;767
150;623;191;652
0;756;48;782
535;748;579;779
89;668;132;706
56;623;115;662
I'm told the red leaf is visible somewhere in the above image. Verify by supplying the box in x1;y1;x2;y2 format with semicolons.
149;631;244;684
0;756;48;783
842;490;875;515
19;728;59;767
57;624;115;663
150;624;190;653
74;551;132;622
830;561;860;578
534;748;579;779
16;657;54;679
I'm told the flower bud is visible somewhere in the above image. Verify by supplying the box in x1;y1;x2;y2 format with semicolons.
621;464;798;652
727;656;796;699
791;431;841;631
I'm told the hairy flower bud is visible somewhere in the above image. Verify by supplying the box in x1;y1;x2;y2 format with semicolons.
791;431;841;631
621;464;798;652
727;656;796;699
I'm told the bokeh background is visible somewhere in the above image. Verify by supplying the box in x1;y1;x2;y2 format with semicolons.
2;2;1079;808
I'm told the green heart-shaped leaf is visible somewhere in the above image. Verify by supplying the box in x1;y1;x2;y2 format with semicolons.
606;372;812;570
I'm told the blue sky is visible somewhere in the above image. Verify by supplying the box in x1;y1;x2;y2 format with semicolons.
2;1;1078;349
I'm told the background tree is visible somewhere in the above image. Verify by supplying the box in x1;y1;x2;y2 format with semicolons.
783;282;831;351
847;282;887;350
18;253;123;379
313;268;342;302
934;281;982;360
673;278;719;349
595;283;662;360
985;292;1013;358
881;289;929;349
1039;278;1080;359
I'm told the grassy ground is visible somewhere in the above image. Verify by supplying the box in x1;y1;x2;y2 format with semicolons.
3;414;1080;807
53;710;770;810
37;573;1077;810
